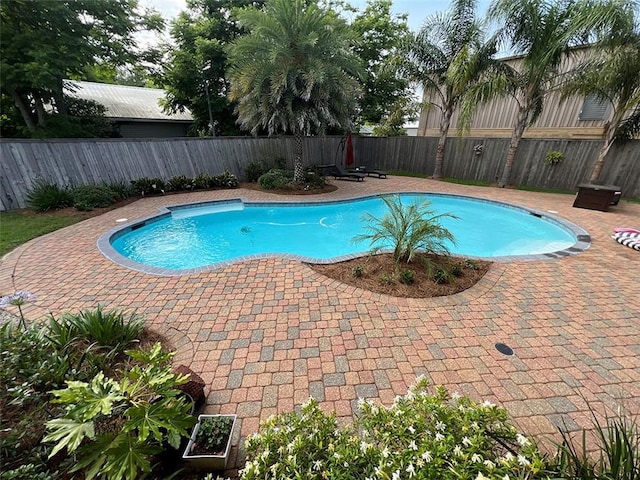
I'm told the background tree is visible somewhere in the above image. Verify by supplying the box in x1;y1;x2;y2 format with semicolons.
561;20;640;182
227;0;363;183
398;0;498;179
161;0;264;136
350;0;412;129
463;0;636;187
0;0;163;136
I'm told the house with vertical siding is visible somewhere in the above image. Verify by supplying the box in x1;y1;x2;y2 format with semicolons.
417;48;612;139
65;81;193;138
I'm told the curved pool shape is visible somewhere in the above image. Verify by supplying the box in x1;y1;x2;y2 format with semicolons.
100;193;590;274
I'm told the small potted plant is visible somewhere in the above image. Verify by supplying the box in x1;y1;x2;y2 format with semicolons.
182;414;237;470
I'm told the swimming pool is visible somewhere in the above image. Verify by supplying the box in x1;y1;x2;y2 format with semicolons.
99;193;590;274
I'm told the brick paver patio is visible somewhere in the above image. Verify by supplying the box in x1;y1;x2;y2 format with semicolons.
1;177;638;473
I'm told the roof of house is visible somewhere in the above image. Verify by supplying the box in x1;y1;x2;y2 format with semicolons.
65;80;193;122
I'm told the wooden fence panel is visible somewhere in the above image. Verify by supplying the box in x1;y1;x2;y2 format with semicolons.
1;136;638;210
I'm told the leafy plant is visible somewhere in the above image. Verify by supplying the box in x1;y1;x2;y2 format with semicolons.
379;273;394;285
212;170;239;188
399;268;415;284
247;156;288;182
352;265;364;278
72;185;117;211
553;408;639;480
105;181;133;200
433;268;451;284
130;177;166;196
242;377;550;480
464;258;479;270
167;175;194;192
195;416;233;451
354;195;458;270
451;262;464;277
26;180;73;212
258;169;292;190
545;150;564;165
193;173;214;189
43;343;196;480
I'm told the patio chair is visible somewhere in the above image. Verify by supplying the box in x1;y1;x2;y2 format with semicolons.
350;165;387;178
318;164;365;181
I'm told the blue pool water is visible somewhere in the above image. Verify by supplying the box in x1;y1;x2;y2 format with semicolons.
109;194;579;270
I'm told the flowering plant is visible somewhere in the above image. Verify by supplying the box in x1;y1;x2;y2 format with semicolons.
241;377;551;480
0;290;36;329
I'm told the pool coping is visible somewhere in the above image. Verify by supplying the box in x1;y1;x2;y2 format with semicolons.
96;191;592;276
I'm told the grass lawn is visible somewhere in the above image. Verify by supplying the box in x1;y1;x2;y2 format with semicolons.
0;211;84;256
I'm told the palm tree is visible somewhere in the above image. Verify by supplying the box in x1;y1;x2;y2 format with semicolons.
227;0;362;183
562;22;640;182
399;0;498;179
463;0;636;187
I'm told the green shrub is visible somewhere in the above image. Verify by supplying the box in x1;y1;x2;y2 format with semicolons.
246;157;287;182
354;195;458;271
451;262;464;277
352;265;364;278
167;174;194;192
193;173;214;189
464;258;479;270
212;170;239;188
242;377;549;480
196;416;234;451
303;170;326;188
26;180;73;212
545;150;564;165
399;269;415;284
105;180;134;199
72;184;116;211
379;273;394;285
130;177;165;195
43;344;196;480
0;463;57;480
433;268;451;284
258;169;292;190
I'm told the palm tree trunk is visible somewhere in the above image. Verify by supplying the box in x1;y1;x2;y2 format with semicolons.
293;133;305;184
433;109;452;179
34;95;46;126
11;89;36;131
499;106;528;187
589;114;621;183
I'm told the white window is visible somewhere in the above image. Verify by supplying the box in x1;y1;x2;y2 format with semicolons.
579;95;610;121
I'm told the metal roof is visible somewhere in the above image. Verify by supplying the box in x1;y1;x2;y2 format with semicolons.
65;80;193;122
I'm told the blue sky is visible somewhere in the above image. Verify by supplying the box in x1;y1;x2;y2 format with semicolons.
142;0;492;33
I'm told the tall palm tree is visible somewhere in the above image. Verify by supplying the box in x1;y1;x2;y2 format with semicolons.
399;0;498;179
562;22;640;182
227;0;362;183
463;0;636;187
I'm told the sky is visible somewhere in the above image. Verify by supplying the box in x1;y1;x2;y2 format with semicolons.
140;0;492;34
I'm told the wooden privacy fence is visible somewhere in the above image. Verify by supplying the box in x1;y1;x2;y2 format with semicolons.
1;136;638;210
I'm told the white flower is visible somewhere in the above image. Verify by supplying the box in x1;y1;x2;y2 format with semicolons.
471;453;482;463
502;475;510;480
483;459;495;469
453;445;463;456
421;451;432;462
382;447;390;458
517;455;530;466
313;460;322;471
462;436;472;447
452;391;461;400
408;425;415;434
435;420;446;431
392;470;401;480
503;452;515;462
475;473;490;480
360;441;372;451
406;464;416;478
408;440;418;451
482;400;495;408
516;433;531;447
435;433;445;441
471;422;479;430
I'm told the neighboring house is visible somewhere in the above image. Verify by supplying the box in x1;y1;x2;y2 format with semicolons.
65;80;193;138
417;49;612;139
404;120;419;136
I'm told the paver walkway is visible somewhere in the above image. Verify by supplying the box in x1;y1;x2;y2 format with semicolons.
1;177;639;474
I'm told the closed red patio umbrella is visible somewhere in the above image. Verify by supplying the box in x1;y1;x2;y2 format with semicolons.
345;131;354;167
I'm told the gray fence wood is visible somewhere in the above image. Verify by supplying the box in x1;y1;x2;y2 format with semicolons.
1;136;638;210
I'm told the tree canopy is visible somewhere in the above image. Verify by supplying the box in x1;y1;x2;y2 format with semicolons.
0;0;163;136
227;0;362;181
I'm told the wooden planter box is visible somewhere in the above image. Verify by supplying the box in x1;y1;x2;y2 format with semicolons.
182;414;236;471
573;183;621;212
